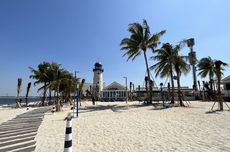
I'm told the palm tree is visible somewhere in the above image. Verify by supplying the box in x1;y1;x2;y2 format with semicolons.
150;43;178;104
197;57;215;81
181;38;198;91
214;60;228;110
197;56;215;93
29;62;50;106
120;19;166;103
29;61;83;111
47;63;64;111
174;55;190;106
59;70;75;104
47;63;80;111
144;76;148;100
16;78;22;108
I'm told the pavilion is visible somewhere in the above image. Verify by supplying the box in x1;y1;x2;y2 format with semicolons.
100;82;128;101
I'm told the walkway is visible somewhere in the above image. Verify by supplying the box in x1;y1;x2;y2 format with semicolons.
0;107;49;152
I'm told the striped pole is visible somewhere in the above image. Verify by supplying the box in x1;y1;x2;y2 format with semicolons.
64;115;72;152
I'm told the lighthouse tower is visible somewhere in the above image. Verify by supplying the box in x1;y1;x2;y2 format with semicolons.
93;62;104;92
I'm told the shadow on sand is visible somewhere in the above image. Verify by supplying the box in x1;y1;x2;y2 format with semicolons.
205;109;230;114
78;102;155;114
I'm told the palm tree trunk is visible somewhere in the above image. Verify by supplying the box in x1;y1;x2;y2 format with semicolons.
190;48;198;91
145;76;148;101
170;68;175;104
25;82;31;107
209;79;213;94
56;81;61;112
192;64;197;91
176;70;183;107
217;73;223;110
56;91;61;112
16;78;22;108
143;50;153;103
42;82;47;106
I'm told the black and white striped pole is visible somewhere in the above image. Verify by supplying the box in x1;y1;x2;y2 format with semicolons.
64;115;72;152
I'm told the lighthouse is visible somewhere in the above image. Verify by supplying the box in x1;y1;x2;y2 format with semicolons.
93;62;104;95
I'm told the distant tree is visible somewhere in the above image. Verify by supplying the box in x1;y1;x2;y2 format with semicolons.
181;38;198;91
29;61;81;111
197;56;215;82
121;19;166;103
59;70;78;104
46;63;64;111
29;62;50;106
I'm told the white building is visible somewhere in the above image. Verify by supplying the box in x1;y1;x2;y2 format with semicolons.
221;75;230;97
92;62;104;99
100;82;128;101
93;62;104;91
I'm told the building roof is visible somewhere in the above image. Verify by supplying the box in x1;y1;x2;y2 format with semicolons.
103;81;126;90
222;75;230;83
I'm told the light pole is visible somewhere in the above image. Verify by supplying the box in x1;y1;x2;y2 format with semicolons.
73;70;80;117
74;71;80;78
123;76;128;104
76;83;79;117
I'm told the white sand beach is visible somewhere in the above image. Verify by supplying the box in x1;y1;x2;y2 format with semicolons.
33;101;230;152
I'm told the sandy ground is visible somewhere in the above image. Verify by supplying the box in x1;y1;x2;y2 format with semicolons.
33;101;230;152
0;106;35;124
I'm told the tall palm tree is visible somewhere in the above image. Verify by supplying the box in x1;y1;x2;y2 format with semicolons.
214;60;228;110
144;76;148;100
181;38;198;91
174;55;190;106
120;19;166;103
150;43;178;104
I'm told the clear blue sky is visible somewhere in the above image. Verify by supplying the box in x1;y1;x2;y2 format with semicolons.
0;0;229;96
